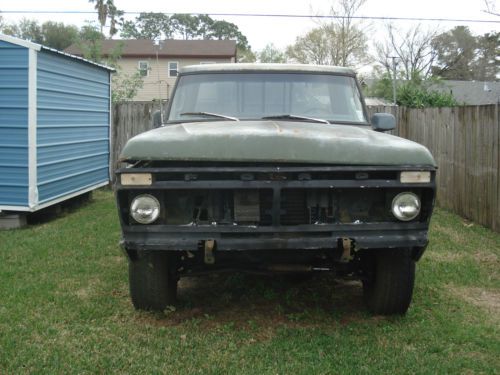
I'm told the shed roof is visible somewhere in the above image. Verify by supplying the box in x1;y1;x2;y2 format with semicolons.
65;39;237;58
0;33;115;71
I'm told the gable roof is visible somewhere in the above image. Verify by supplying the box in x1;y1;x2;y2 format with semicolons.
65;39;237;58
430;80;500;105
364;78;500;105
0;33;115;71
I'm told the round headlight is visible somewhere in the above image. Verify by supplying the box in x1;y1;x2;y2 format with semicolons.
392;192;420;221
130;194;160;224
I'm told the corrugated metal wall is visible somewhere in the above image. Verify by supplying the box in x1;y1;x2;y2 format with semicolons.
36;51;110;203
0;40;29;207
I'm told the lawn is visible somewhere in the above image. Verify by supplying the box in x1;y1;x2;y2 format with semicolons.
0;189;499;374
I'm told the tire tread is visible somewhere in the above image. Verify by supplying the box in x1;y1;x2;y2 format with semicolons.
364;248;415;315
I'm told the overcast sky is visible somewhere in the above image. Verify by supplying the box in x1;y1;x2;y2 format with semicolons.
1;0;498;52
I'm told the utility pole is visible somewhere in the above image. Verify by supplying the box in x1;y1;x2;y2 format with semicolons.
390;56;398;105
154;39;164;125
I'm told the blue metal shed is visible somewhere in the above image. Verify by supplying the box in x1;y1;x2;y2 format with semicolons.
0;34;114;212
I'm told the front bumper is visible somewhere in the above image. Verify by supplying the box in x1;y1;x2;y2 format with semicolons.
120;223;429;252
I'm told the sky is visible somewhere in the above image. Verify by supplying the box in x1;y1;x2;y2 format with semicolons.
1;0;498;52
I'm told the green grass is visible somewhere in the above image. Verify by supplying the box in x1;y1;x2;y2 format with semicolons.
1;189;499;374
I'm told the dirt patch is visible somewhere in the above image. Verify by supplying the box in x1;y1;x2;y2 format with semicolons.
432;223;468;245
448;285;500;324
473;251;498;264
133;273;367;334
426;251;465;262
74;278;102;300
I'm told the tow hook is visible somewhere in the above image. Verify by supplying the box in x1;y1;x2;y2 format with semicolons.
340;238;353;263
204;239;216;265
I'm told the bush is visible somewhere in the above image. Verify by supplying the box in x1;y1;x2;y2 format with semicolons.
396;82;457;108
365;73;458;108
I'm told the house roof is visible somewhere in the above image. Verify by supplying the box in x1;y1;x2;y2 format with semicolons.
430;80;500;105
0;33;115;71
65;39;237;58
365;78;500;105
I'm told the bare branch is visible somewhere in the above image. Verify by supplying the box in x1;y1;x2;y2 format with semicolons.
375;23;439;80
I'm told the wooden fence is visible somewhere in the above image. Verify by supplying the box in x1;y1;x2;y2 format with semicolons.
112;103;500;232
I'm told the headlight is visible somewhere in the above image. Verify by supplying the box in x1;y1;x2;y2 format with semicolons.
400;171;431;183
392;192;420;221
130;194;160;224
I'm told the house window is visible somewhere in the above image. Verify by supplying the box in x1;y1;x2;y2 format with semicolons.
168;61;178;77
138;61;149;77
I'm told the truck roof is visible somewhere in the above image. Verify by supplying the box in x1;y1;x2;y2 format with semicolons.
180;63;356;75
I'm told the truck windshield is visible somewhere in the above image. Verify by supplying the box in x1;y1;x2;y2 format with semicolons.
167;73;368;124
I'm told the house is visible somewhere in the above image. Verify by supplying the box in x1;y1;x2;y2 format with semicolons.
66;39;237;101
364;78;500;106
0;34;113;216
430;80;500;105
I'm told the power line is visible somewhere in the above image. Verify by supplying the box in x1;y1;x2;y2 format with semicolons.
1;10;499;24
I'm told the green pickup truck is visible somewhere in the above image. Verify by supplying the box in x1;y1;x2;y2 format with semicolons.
115;64;436;315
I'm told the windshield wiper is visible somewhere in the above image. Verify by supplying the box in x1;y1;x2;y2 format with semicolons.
180;112;239;121
261;114;330;124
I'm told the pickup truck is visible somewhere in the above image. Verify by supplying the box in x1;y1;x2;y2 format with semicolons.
115;64;436;315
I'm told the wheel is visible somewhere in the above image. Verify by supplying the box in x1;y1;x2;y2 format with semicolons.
362;248;415;315
128;251;177;311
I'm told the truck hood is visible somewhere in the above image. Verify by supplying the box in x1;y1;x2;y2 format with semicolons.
119;120;436;166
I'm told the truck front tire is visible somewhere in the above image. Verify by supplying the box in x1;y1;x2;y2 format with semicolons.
128;252;177;311
362;248;415;315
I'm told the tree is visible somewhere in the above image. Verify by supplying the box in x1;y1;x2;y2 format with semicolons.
119;13;255;61
77;23;106;63
258;44;287;63
431;26;477;80
376;23;439;80
237;48;256;63
88;0;123;38
196;14;214;39
474;32;500;80
112;71;144;102
327;0;370;67
286;25;339;65
431;27;499;81
0;18;78;50
121;13;251;50
286;0;369;67
41;22;79;50
483;0;500;16
207;20;250;50
121;13;172;39
169;14;200;40
2;18;43;43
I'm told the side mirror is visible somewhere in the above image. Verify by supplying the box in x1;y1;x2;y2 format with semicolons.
152;110;163;128
371;113;396;132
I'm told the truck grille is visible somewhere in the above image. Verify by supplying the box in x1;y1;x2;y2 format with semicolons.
118;164;434;226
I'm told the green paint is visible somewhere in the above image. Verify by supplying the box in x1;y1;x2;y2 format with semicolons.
120;120;436;166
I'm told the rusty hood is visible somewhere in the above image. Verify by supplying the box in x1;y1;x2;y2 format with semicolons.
119;120;436;166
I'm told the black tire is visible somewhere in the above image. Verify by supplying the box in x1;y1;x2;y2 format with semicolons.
362;248;415;315
128;252;177;311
